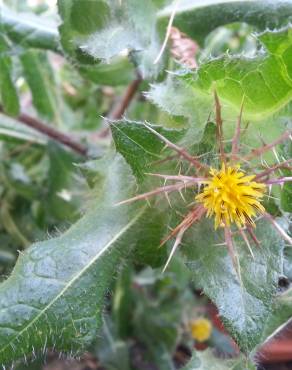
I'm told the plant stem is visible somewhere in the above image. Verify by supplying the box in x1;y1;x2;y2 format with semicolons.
98;75;142;138
108;76;142;120
0;106;87;156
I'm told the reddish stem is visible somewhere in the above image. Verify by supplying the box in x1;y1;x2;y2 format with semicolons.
0;106;87;156
108;76;142;120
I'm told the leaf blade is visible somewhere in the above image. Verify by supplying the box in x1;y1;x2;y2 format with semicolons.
183;218;284;352
110;119;185;181
0;154;145;364
0;36;19;116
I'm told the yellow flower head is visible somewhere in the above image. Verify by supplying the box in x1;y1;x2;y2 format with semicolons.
117;110;292;272
190;318;212;342
196;164;266;229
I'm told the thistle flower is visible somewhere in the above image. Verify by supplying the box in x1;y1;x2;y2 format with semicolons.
117;92;292;273
195;164;266;230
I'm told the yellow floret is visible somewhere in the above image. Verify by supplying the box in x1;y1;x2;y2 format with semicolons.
196;164;266;229
190;318;212;342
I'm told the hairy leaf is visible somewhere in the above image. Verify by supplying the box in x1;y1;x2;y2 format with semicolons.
183;219;284;352
150;26;292;134
147;76;212;136
57;0;108;62
194;27;292;119
0;154;145;365
110;120;185;180
182;350;256;370
158;0;292;45
58;0;164;77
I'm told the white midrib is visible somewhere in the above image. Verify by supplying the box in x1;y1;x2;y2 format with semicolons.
0;207;145;355
157;0;254;18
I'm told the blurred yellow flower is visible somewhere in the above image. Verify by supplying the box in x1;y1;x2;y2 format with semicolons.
190;318;212;342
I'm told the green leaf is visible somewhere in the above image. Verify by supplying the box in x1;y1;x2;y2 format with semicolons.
20;51;57;120
78;57;135;86
0;6;60;52
46;142;82;222
260;285;292;348
57;0;108;62
132;270;187;369
132;207;168;268
147;75;212;136
182;350;256;370
284;242;292;281
281;180;292;213
58;0;164;77
0;153;145;365
202;23;257;58
260;225;292;346
0;35;19;116
69;0;110;34
190;121;216;157
148;27;292;140
112;266;134;339
0;199;30;248
96;318;131;370
158;0;292;45
183;218;284;353
110;120;185;181
194;26;292;119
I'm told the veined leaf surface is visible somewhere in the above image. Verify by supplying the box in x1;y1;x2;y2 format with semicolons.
0;154;145;364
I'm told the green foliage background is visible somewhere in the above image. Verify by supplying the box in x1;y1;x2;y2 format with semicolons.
0;0;291;369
